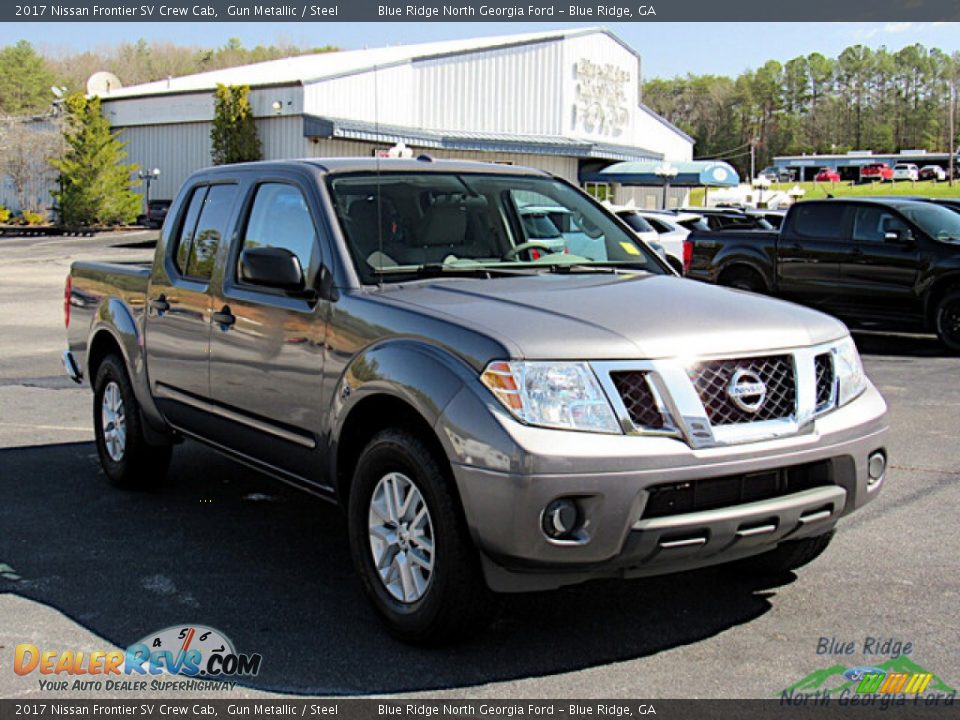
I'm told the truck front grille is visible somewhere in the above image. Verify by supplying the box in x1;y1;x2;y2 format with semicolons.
688;355;795;425
814;352;835;412
640;460;834;519
610;371;664;429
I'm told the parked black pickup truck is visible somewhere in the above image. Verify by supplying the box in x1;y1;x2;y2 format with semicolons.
685;198;960;350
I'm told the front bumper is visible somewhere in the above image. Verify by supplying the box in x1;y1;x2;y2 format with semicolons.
449;382;888;592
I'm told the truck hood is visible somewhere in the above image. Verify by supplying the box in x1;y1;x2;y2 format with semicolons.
375;273;848;360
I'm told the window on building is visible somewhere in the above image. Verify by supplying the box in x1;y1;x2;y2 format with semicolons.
584;182;612;203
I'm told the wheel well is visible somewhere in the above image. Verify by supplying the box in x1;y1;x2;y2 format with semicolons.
926;276;960;328
335;394;451;503
666;256;683;274
87;331;124;384
718;263;767;289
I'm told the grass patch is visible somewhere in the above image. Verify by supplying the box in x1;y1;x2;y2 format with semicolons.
688;181;960;207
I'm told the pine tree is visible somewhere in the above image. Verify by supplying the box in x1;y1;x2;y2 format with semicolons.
210;84;263;165
49;93;141;226
0;40;56;115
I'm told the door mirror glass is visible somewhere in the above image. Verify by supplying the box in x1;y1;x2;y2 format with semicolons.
239;247;305;291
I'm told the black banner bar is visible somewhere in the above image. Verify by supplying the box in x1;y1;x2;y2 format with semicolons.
2;699;959;720
5;0;960;22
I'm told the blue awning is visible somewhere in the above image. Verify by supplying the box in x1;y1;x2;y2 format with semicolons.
580;160;741;187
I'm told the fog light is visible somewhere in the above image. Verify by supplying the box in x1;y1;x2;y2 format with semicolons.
868;450;886;489
542;498;579;540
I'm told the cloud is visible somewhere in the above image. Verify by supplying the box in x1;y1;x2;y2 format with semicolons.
852;21;924;41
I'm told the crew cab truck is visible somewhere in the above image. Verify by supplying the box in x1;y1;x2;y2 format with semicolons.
64;159;889;644
686;198;960;352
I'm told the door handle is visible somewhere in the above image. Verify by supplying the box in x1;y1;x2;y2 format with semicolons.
149;295;170;314
212;306;236;329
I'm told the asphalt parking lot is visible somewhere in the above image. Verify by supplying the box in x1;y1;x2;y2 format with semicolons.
1;232;958;699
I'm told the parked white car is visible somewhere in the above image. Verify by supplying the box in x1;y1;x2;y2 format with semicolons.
892;163;920;182
919;165;947;182
635;211;703;274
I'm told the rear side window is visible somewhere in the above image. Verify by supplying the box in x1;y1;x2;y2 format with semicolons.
618;213;655;234
644;217;671;234
240;183;319;287
186;184;239;280
792;204;847;240
174;187;208;274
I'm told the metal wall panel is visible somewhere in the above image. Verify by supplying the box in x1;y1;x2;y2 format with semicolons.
303;64;418;126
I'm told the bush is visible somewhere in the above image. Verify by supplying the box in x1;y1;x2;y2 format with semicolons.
0;207;10;223
22;210;46;225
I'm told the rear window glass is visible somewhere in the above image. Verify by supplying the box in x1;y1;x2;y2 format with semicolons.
185;184;238;280
618;212;655;234
174;187;208;274
792;204;847;239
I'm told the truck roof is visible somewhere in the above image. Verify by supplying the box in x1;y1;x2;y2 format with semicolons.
193;157;551;178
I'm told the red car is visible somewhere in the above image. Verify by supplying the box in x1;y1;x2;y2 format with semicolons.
860;163;893;182
814;168;841;182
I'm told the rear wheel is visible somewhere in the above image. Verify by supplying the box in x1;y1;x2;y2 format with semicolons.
732;531;835;577
934;290;960;353
720;267;765;293
93;354;172;489
347;428;495;645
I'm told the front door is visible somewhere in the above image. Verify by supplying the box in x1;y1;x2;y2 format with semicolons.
207;181;329;484
836;204;923;325
145;182;240;429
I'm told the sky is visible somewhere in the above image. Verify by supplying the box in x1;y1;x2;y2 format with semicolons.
10;21;960;80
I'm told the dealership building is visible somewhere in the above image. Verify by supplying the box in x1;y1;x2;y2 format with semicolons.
96;27;695;207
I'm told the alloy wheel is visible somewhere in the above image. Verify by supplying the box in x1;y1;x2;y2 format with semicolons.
101;381;126;462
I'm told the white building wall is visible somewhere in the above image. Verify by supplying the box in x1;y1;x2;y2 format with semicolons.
302;65;418;126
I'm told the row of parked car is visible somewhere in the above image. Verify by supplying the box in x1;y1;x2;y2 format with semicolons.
799;164;958;184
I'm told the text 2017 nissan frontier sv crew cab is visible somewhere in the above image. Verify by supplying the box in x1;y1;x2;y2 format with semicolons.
64;158;889;644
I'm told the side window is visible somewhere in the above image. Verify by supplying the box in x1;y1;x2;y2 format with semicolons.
174;186;208;274
240;183;318;286
792;204;847;240
852;207;904;243
187;184;238;281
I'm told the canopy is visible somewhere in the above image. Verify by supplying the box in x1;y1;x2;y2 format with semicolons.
580;160;741;187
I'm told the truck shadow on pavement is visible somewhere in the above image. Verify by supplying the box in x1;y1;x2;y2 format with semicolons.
1;440;792;695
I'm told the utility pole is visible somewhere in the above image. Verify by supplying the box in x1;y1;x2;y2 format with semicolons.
950;79;956;188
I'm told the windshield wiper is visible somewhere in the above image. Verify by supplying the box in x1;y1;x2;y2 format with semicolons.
373;263;541;278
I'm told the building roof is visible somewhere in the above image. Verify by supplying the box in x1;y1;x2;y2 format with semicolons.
101;27;624;100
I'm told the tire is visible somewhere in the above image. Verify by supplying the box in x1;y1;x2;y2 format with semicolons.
934;290;960;353
733;530;835;577
720;267;765;293
93;354;172;489
347;428;495;645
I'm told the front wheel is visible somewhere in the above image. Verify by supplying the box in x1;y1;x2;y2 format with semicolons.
934;290;960;353
93;354;172;489
347;428;494;645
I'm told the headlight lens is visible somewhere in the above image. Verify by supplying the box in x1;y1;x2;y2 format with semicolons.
480;361;621;434
834;336;866;406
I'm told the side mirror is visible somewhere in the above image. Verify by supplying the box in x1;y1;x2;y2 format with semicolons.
240;247;304;291
883;229;914;245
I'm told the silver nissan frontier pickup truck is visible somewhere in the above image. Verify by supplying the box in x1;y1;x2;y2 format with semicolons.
63;158;889;644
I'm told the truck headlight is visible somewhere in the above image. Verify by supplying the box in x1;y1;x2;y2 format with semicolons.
834;336;866;406
480;361;621;434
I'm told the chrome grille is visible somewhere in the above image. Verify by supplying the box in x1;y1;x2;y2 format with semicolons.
610;371;664;429
814;353;835;412
689;355;796;426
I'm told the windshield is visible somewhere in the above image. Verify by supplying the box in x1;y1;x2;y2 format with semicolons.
328;172;665;284
900;203;960;243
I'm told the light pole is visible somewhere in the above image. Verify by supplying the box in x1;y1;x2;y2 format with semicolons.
950;79;956;188
654;163;679;209
138;168;160;225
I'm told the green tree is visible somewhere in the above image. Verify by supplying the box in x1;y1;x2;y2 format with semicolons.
210;84;262;165
0;40;56;115
50;93;141;226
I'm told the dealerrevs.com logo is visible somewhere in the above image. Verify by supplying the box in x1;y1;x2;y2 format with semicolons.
14;625;262;692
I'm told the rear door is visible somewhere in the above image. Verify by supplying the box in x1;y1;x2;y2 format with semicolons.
145;181;240;429
206;178;329;483
836;204;923;323
775;202;852;310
